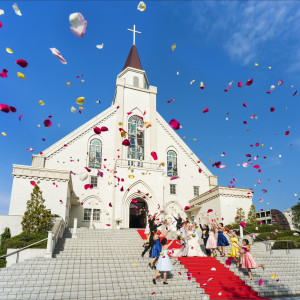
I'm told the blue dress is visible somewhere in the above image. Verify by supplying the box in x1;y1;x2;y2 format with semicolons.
151;239;162;258
217;230;229;247
156;250;173;272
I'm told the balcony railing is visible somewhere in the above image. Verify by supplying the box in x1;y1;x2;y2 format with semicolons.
116;158;162;170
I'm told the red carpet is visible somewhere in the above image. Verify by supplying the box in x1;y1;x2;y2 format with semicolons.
178;257;270;300
137;229;182;249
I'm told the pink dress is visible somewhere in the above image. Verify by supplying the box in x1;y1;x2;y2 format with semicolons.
241;246;258;269
206;231;217;249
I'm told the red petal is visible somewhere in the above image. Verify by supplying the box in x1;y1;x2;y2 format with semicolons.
184;206;190;210
202;108;209;113
19;115;23;121
246;154;251;157
253;165;260;169
84;184;93;190
246;78;253;86
109;202;112;207
266;91;271;94
132;199;137;203
151;151;158;160
285;131;290;135
101;126;108;131
122;139;130;146
238;82;242;87
93;127;101;134
84;167;91;172
199;168;202;173
30;181;37;187
106;224;111;226
243;102;247;107
243;121;247;124
16;59;28;68
270;107;275;112
255;143;259;146
10;106;17;113
0;69;8;78
207;209;213;213
169;119;181;130
44;119;52;128
293;90;297;96
0;104;11;113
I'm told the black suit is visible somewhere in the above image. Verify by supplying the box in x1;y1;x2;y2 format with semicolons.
141;222;161;257
200;224;211;256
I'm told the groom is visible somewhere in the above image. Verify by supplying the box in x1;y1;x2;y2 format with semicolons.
180;222;189;257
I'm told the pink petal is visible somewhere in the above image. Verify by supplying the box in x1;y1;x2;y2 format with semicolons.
270;107;275;112
0;104;11;113
50;48;67;64
122;139;130;146
243;102;247;107
30;181;37;187
259;279;263;286
285;131;290;135
262;189;267;193
132;199;137;203
84;167;91;172
202;108;209;113
170;175;179;180
184;206;190;210
69;13;87;38
169;119;181;130
0;69;8;78
93;127;101;134
44;119;52;128
238;82;242;87
106;224;111;227
199;168;202;173
151;151;158;160
240;221;246;227
16;59;28;68
101;126;108;131
246;78;253;86
253;165;260;169
18;115;23;121
84;184;93;190
278;79;283;86
225;259;232;266
207;209;213;213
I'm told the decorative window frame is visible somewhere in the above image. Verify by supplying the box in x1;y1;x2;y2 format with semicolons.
166;147;178;177
87;135;103;169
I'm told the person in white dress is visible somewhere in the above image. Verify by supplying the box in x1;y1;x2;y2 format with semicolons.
187;225;206;257
179;222;189;257
153;237;175;285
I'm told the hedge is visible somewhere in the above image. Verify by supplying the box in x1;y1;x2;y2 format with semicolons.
227;224;284;233
272;236;300;249
254;230;296;242
0;232;48;268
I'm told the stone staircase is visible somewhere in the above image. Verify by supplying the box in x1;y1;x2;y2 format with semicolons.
0;228;209;299
214;241;300;299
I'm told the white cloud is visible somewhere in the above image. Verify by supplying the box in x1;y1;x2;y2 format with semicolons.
190;2;300;67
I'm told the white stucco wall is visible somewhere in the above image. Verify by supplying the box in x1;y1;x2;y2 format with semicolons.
0;215;23;237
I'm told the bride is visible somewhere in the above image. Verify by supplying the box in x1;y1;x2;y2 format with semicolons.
187;225;206;257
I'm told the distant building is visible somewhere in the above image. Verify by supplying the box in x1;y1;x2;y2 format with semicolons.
256;209;291;230
283;208;295;231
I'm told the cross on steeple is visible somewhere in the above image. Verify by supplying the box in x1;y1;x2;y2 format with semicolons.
127;25;141;46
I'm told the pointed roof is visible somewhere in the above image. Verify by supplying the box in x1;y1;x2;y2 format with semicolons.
122;45;143;71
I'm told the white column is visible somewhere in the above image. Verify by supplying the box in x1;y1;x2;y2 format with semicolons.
89;209;94;229
239;225;244;239
73;218;78;238
44;231;53;258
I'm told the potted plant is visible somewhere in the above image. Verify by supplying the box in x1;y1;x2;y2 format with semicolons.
116;218;122;230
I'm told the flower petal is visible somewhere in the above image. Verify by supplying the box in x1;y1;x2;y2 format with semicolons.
44;119;52;128
202;108;209;113
69;12;87;38
12;3;22;16
122;139;130;146
169;119;181;130
17;72;26;79
151;151;158;160
93;127;101;134
137;1;146;11
16;59;28;68
0;69;8;78
0;104;11;113
50;48;67;64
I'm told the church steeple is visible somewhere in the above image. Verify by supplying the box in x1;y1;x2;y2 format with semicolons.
122;45;143;71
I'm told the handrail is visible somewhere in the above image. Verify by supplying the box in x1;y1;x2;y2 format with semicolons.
0;238;48;260
272;239;300;254
242;228;273;254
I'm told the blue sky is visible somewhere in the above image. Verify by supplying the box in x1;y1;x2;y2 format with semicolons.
1;1;300;215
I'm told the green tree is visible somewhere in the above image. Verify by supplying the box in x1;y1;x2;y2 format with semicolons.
235;207;246;225
21;186;53;234
247;204;258;226
291;199;300;231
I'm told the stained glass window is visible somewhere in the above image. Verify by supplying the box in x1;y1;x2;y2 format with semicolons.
89;139;102;169
167;150;178;176
128;115;144;165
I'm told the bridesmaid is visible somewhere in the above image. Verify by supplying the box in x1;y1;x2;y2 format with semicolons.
153;238;175;285
232;239;265;280
205;223;218;257
144;215;152;235
215;220;229;257
149;229;171;270
226;228;242;267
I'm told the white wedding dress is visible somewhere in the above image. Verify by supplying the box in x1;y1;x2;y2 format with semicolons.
187;231;206;257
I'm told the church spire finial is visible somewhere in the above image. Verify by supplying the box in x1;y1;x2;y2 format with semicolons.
127;25;141;45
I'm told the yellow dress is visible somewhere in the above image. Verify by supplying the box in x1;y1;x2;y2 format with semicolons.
227;237;241;257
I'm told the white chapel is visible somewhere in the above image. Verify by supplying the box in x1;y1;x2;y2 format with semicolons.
1;32;253;235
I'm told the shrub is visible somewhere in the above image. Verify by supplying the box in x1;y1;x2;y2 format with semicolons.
254;231;296;242
0;227;11;268
227;224;284;233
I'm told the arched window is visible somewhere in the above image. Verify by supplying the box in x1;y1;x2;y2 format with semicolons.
133;76;139;88
88;139;102;168
167;150;178;176
128;115;144;164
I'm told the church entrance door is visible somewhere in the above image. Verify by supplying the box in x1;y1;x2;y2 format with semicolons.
129;198;148;228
